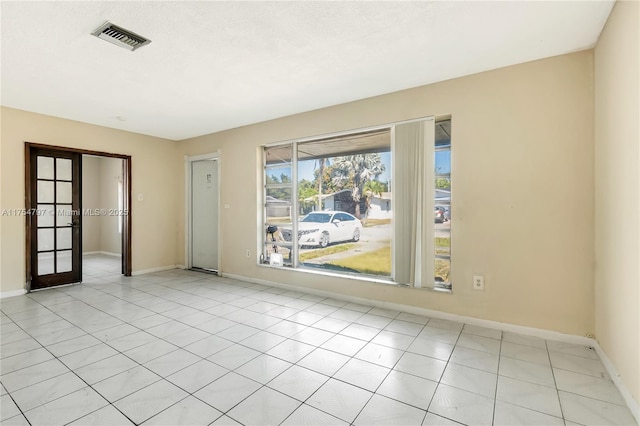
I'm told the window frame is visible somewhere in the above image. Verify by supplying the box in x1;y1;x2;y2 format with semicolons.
261;116;451;290
434;120;452;290
262;144;295;267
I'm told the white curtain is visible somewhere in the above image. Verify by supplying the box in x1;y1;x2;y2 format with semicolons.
393;118;435;288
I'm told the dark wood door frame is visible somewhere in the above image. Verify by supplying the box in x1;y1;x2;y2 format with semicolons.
28;148;82;289
25;142;132;291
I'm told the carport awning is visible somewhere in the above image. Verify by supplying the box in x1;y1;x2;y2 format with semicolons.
266;129;391;165
265;119;450;166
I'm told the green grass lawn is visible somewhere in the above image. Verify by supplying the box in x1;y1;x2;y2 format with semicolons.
362;218;391;228
328;246;391;276
435;237;451;255
299;244;357;261
327;244;450;282
302;235;450;282
435;237;450;247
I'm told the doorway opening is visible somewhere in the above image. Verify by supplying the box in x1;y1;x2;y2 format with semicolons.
81;155;125;279
25;143;132;291
185;153;220;274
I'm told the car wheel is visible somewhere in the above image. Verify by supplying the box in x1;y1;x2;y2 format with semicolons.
319;232;329;248
352;228;360;242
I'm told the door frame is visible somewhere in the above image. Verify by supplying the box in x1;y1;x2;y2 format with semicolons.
27;148;82;289
25;142;132;291
184;151;221;272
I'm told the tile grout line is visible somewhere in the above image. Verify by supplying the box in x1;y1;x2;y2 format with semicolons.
492;331;503;426
2;260;634;426
546;338;567;423
1;300;116;425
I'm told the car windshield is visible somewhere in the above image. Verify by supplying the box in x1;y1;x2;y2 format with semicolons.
301;213;332;223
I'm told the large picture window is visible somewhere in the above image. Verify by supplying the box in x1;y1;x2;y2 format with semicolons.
262;117;452;290
263;129;392;276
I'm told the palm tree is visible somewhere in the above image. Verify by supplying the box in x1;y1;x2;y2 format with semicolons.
315;158;329;211
331;154;385;219
362;180;386;224
364;180;386;198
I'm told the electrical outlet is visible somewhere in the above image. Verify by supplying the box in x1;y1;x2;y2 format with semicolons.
473;275;484;290
245;249;251;259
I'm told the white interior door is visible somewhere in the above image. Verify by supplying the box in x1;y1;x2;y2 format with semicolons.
191;159;219;271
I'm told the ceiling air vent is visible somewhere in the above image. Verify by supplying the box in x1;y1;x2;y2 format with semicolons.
91;21;151;51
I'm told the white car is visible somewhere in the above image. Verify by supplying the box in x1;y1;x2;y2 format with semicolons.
281;211;362;248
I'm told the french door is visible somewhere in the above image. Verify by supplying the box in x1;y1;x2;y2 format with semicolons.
27;147;82;290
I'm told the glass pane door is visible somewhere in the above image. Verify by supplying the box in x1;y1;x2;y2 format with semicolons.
29;148;81;289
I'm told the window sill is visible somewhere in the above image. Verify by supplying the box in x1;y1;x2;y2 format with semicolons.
433;285;453;294
257;262;453;294
258;262;398;286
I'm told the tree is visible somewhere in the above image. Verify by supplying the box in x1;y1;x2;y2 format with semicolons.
298;179;317;198
435;165;450;190
362;180;387;223
331;154;385;219
266;174;291;201
364;180;386;198
298;179;318;213
313;160;341;195
436;177;451;190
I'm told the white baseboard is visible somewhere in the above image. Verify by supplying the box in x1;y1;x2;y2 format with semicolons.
176;264;186;270
83;251;121;257
100;251;121;257
132;265;178;276
223;272;592;345
223;272;639;420
0;289;27;299
593;343;640;424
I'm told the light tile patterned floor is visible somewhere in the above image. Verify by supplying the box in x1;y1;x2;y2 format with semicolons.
0;255;637;425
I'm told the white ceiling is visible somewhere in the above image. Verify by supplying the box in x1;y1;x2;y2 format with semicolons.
1;1;614;141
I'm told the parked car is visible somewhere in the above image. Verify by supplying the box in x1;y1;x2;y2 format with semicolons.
435;206;446;223
280;211;362;248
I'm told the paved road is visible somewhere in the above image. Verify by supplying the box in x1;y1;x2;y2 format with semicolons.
435;221;451;238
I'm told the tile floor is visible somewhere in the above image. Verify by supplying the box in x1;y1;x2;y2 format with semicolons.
0;254;637;426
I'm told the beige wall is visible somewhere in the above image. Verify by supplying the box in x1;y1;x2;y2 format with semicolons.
594;0;640;405
178;51;595;336
99;157;124;255
82;156;101;253
0;108;180;292
82;156;123;255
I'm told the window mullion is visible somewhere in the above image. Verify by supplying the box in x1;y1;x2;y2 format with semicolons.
291;141;299;268
423;119;436;289
265;183;292;190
